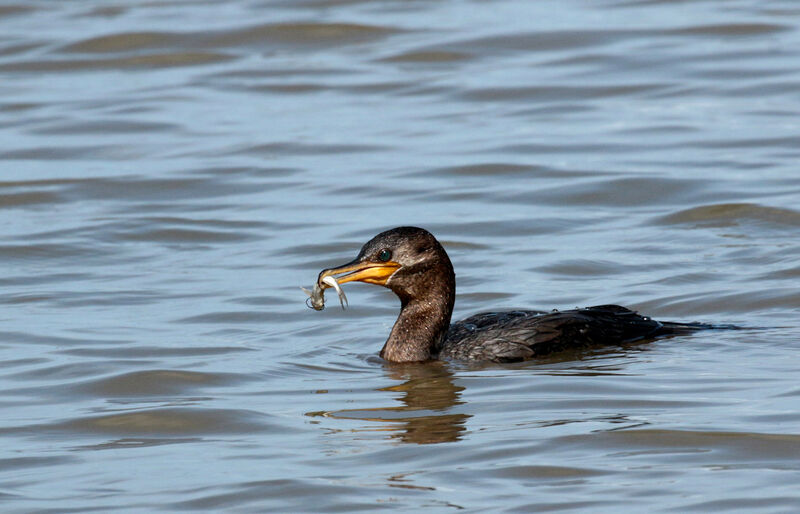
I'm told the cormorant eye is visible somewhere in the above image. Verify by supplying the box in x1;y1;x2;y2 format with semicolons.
378;249;392;262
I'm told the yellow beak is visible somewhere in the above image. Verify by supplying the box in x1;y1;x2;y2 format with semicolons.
318;259;401;288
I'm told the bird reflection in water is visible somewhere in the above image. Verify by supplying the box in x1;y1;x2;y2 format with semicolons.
308;362;470;444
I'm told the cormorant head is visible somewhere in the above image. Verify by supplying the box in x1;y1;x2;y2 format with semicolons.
317;226;454;304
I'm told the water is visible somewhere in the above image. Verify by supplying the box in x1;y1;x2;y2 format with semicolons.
1;0;799;511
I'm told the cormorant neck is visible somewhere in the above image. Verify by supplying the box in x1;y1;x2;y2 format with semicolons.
380;270;455;363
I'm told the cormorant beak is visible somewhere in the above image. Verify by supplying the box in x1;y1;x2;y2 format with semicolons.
318;258;401;288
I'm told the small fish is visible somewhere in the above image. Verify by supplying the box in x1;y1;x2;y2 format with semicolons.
301;275;348;311
322;275;348;309
301;282;326;311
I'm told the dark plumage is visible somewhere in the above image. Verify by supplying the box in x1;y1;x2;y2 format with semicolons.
316;226;720;363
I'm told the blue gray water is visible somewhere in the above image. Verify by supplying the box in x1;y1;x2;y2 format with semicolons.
1;0;799;511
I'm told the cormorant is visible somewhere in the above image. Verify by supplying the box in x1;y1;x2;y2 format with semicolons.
314;226;719;363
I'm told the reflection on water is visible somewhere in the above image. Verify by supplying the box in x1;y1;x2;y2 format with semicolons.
309;362;470;444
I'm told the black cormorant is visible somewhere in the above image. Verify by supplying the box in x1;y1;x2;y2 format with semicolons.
315;226;719;363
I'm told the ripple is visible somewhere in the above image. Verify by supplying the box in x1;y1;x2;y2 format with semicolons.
52;175;271;202
169;479;365;511
556;428;800;461
423;163;536;177
0;331;126;347
505;176;706;207
206;22;401;48
31;119;179;135
426;219;583;238
0;190;61;208
534;259;632;277
492;464;610;479
54;407;277;436
656;203;800;228
693;136;800;149
59;22;400;56
177;311;281;324
0;5;34;18
0;52;235;72
230;141;389;157
117;228;253;244
9;361;131;382
0;242;113;262
670;23;791;36
635;288;800;315
74;437;203;451
429;29;642;56
71;370;247;397
458;83;668;103
0;144;136;160
60;345;254;358
0;455;76;472
61;32;181;53
380;50;470;63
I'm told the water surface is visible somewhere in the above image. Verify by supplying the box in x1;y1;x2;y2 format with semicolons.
1;0;799;511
